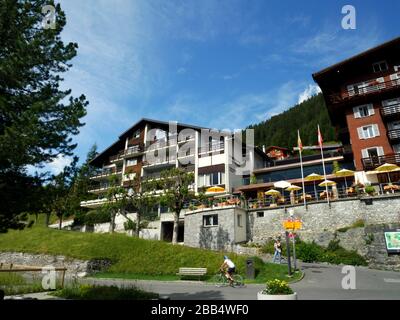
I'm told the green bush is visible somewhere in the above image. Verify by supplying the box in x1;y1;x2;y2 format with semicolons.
83;209;111;226
337;219;365;232
296;241;324;262
364;185;375;194
261;237;367;266
123;220;148;231
327;239;341;251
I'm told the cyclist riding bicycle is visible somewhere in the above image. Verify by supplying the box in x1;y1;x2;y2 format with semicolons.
220;255;235;286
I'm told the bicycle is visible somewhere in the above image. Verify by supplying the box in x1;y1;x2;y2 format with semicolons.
211;269;244;288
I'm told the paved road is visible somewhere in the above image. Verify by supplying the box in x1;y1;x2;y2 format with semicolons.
6;263;399;300
82;262;400;300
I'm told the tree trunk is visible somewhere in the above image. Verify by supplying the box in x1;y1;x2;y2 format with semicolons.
45;213;50;227
110;211;116;233
135;212;140;237
172;211;180;244
58;214;63;230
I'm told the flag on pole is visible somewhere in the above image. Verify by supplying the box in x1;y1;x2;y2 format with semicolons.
317;124;329;205
298;130;306;207
318;125;323;148
297;130;303;152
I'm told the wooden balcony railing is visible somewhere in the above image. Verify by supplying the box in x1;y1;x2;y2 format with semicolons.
388;129;400;140
381;103;400;117
328;77;400;104
362;153;400;170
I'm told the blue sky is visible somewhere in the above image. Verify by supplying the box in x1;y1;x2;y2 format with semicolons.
40;0;400;173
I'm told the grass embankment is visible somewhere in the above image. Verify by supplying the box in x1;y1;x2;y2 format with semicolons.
0;273;45;295
0;216;301;283
52;284;158;300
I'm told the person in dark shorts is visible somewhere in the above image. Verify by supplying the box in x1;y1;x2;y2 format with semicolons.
220;255;236;286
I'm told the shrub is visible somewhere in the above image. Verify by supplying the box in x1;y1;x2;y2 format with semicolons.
262;279;293;295
364;185;375;194
337;219;365;232
83;209;111;226
123;220;148;231
327;239;341;252
296;241;324;262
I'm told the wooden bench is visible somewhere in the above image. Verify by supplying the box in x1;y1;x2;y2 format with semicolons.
176;267;207;280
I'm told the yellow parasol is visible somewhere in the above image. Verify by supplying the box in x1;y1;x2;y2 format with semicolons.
286;185;302;205
265;189;281;196
318;180;337;187
374;163;400;183
334;169;355;191
305;173;324;200
265;189;281;205
206;186;225;193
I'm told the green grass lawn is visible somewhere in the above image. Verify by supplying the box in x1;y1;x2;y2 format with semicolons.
0;216;302;284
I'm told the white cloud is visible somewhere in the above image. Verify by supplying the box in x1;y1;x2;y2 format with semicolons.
48;154;73;175
298;84;321;104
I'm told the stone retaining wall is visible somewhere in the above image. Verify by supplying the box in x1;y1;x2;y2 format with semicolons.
0;252;111;276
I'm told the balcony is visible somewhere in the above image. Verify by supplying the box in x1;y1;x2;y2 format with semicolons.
109;151;124;163
198;142;225;155
142;155;176;168
90;168;122;180
388;129;400;140
123;145;144;158
381;102;400;117
362;153;400;170
328;77;400;105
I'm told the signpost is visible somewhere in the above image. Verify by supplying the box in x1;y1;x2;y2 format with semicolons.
283;214;302;272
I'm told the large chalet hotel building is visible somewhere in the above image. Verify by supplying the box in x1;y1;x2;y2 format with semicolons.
82;118;266;208
313;37;400;176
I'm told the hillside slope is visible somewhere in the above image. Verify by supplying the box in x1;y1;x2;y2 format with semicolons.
248;93;337;149
0;219;297;282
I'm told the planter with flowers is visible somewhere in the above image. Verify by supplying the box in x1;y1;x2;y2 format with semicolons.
257;279;297;300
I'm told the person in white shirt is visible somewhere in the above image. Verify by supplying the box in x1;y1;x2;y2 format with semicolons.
220;255;236;286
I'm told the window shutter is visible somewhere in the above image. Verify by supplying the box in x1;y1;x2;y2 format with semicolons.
353;106;361;118
357;127;364;139
377;147;384;156
373;124;380;137
368;104;375;115
390;73;399;80
361;149;369;158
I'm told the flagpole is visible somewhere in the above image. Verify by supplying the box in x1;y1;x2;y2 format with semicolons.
298;130;306;207
318;125;329;205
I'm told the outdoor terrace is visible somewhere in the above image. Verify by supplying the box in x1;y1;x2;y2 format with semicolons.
362;153;400;170
327;77;400;105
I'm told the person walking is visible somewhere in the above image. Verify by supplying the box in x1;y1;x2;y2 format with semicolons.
273;238;282;264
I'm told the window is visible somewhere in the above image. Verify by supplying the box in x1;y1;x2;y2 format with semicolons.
347;82;369;96
257;212;264;218
357;124;380;139
237;214;242;227
361;147;384;159
372;61;388;73
362;126;374;139
133;129;140;138
126;158;138;166
203;214;218;227
198;172;225;187
353;104;374;118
